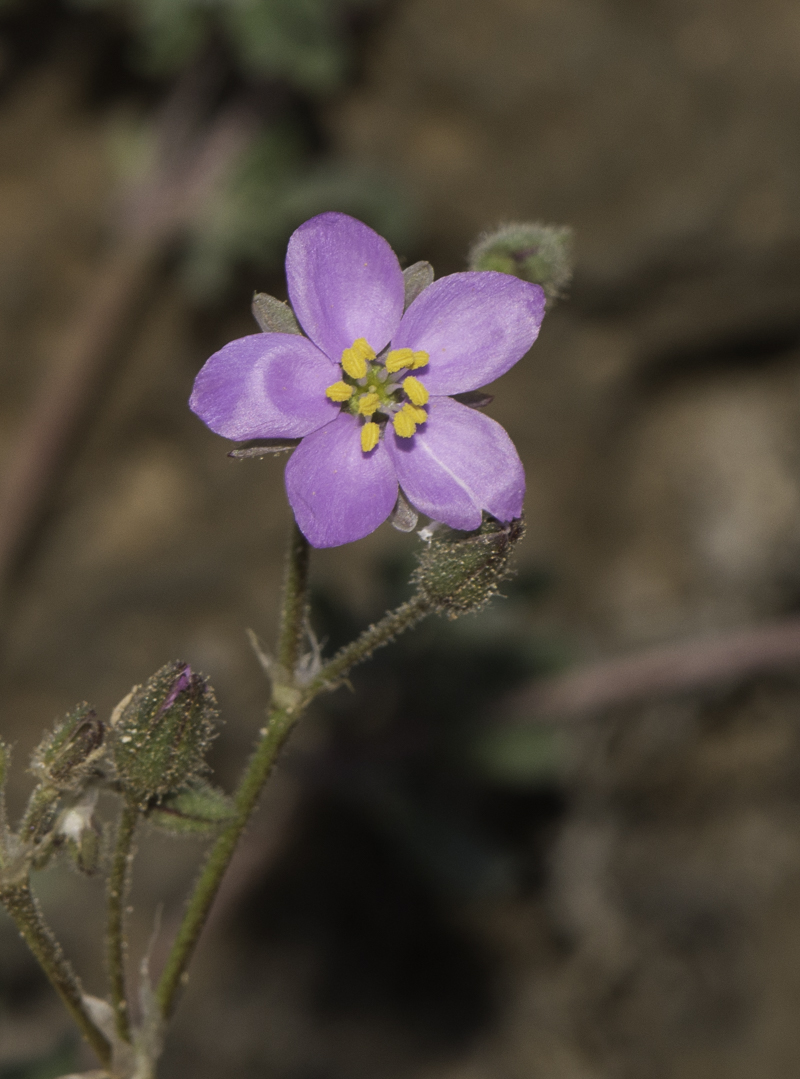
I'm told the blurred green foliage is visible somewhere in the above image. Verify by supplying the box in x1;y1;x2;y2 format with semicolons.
182;126;412;298
72;0;379;91
0;0;411;296
0;1040;77;1079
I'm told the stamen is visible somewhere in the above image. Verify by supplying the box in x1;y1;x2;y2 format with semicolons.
411;350;429;369
402;376;429;406
385;348;414;373
341;339;375;379
393;406;418;438
358;392;380;416
326;381;354;402
361;422;380;452
405;404;427;424
353;337;376;361
341;347;367;379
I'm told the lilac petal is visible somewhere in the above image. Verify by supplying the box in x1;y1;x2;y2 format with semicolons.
391;271;545;394
286;212;405;363
285;412;398;547
190;334;339;441
386;396;525;530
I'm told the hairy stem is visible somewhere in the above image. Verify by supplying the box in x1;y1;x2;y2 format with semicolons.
155;702;295;1019
155;520;311;1019
107;802;138;1043
301;593;432;702
276;519;310;676
155;532;434;1022
0;881;112;1069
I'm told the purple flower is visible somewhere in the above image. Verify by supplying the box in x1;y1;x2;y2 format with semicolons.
190;212;546;548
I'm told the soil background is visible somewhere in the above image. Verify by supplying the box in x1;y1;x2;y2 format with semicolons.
4;2;800;1078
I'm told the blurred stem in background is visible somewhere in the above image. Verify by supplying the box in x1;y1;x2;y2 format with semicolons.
0;0;409;596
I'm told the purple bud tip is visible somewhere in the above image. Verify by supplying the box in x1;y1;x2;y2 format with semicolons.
160;664;193;713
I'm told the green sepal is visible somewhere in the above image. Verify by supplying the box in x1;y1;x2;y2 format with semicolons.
403;261;434;310
412;516;526;618
147;779;235;835
252;292;302;335
469;223;573;303
65;826;101;876
110;662;219;808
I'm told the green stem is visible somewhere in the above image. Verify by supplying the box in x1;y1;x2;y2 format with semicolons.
155;703;295;1019
0;880;112;1070
277;519;310;676
301;592;431;702
107;802;138;1043
155;529;434;1022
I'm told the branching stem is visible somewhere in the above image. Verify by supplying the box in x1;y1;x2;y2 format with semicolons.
155;523;434;1021
0;880;112;1069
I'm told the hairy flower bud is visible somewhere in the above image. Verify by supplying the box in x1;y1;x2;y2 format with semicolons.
469;223;573;303
110;662;219;807
412;516;525;618
31;704;104;791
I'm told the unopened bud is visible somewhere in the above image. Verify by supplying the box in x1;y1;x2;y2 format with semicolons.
31;704;104;791
413;516;525;618
110;662;219;807
469;223;573;303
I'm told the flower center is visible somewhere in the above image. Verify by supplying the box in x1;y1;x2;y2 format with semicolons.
325;337;430;451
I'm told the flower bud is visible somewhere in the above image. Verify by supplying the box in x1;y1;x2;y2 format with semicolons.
31;704;104;790
110;662;219;807
412;516;525;618
469;223;573;303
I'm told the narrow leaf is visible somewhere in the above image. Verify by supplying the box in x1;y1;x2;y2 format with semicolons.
229;439;300;459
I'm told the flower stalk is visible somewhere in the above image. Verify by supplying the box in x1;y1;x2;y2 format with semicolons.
0;880;113;1070
107;802;139;1044
155;520;436;1021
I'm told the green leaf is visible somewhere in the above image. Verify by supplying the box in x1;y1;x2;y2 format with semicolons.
148;779;234;835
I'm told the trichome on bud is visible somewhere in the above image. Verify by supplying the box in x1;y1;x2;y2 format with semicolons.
109;662;219;808
469;222;573;303
412;515;526;618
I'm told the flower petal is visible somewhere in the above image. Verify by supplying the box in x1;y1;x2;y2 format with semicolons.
286;212;404;363
391;271;545;394
285;412;398;547
190;334;339;441
386;396;525;530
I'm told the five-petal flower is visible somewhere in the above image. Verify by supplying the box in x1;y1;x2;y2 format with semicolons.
190;212;546;547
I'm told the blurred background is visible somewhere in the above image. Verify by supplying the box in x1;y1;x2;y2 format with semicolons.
4;1;800;1077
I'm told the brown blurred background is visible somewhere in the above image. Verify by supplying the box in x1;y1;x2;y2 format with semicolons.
4;1;800;1077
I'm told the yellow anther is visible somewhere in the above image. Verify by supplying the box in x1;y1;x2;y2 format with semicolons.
393;406;418;438
385;348;415;373
325;381;354;402
352;337;376;361
341;347;367;379
405;404;427;424
361;422;380;452
402;376;429;406
341;337;376;378
358;392;380;416
411;350;429;369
